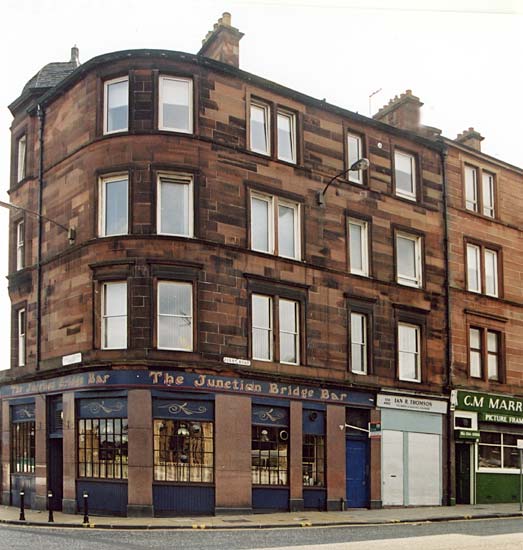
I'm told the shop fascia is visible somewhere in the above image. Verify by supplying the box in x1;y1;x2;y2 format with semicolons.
451;389;523;425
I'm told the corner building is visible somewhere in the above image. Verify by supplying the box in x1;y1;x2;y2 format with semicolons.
1;14;448;516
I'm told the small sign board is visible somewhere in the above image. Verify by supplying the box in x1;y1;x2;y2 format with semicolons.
223;357;251;367
368;421;382;439
457;430;480;440
62;352;82;367
517;439;523;450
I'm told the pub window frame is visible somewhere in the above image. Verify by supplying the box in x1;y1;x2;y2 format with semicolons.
251;424;289;486
77;416;129;480
153;418;214;483
10;407;35;474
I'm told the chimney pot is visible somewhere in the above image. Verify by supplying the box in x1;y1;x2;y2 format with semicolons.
70;45;80;66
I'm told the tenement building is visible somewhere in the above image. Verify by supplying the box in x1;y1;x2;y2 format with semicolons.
5;12;505;517
373;92;523;506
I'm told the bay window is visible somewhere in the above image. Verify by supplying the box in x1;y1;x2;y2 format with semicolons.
157;173;193;237
102;282;127;349
157;281;193;351
159;76;193;133
99;174;128;237
104;77;128;134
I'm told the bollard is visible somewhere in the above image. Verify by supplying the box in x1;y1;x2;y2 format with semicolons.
19;489;26;521
82;491;89;525
340;497;346;511
47;490;54;523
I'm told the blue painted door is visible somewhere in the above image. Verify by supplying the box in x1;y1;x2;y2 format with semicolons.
346;439;369;508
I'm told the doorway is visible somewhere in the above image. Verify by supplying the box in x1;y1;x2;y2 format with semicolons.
346;438;369;508
48;396;63;510
456;443;473;504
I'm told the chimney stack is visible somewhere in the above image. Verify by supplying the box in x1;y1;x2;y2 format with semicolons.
198;12;244;68
373;89;423;132
455;127;484;151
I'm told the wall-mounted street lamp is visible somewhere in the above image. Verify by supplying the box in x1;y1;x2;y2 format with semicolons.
316;158;370;206
0;199;76;244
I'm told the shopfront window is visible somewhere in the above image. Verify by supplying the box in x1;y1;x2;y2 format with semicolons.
77;398;128;479
10;404;35;474
153;419;214;483
303;434;325;487
251;425;288;486
478;431;521;470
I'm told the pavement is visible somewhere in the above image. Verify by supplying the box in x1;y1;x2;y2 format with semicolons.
1;502;522;530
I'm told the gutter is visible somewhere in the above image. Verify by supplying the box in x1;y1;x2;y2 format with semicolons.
35;104;45;370
440;146;454;505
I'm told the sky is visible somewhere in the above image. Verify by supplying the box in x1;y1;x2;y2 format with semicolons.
0;0;522;370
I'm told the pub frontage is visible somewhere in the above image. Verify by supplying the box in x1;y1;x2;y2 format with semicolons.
1;368;382;516
452;389;523;505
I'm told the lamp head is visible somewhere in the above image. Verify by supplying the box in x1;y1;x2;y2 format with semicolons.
349;157;370;172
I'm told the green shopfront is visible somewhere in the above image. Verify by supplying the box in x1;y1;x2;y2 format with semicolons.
452;390;523;504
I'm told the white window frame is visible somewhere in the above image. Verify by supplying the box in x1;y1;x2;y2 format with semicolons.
350;312;367;375
484;248;499;297
477;431;523;474
394;150;416;200
158;75;193;134
396;232;422;288
103;76;129;135
398;322;421;382
466;243;481;293
16;220;24;271
279;298;299;365
347;132;363;184
157;172;194;237
250;101;271;156
464;165;478;212
454;411;478;431
276;109;296;164
17;308;26;367
101;282;128;350
482;172;495;218
99;174;129;237
17;135;26;183
469;326;483;378
252;294;273;362
348;218;369;277
277;199;301;260
157;281;193;351
250;192;301;260
250;192;274;255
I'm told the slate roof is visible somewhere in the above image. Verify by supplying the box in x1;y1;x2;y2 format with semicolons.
22;61;79;95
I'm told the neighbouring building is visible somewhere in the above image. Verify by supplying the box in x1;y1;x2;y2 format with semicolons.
8;12;510;517
372;91;523;506
444;130;523;505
